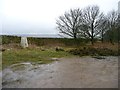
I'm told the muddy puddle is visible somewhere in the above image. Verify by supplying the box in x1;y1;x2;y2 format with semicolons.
2;56;118;88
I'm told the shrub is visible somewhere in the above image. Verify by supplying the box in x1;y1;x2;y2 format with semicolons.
68;47;118;56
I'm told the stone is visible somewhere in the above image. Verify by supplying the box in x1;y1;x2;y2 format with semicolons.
51;58;59;61
55;47;64;51
92;56;106;59
0;48;6;52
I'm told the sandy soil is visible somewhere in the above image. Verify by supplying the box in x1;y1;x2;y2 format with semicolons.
2;56;118;88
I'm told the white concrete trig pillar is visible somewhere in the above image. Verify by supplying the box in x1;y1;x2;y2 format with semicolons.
20;37;28;48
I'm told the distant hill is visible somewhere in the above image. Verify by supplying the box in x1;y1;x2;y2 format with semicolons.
1;33;63;38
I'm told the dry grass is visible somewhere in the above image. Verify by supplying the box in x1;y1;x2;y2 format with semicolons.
86;42;118;51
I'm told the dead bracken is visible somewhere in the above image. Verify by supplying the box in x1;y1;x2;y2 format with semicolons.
68;47;118;56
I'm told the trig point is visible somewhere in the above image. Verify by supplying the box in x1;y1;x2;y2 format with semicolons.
20;37;28;48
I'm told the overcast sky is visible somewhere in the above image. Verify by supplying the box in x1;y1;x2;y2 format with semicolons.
1;0;119;35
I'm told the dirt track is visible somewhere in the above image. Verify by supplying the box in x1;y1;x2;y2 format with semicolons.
2;56;118;88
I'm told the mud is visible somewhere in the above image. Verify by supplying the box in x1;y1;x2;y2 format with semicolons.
2;56;118;88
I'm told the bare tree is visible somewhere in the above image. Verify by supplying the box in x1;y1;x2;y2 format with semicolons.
118;13;120;42
80;5;105;44
56;8;82;39
98;17;108;43
105;10;118;44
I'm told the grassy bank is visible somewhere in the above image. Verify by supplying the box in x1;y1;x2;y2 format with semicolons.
2;47;73;69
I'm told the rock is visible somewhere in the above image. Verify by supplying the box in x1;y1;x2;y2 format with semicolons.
0;48;6;52
40;47;45;51
51;58;59;61
7;48;13;51
55;47;64;51
41;49;45;51
92;56;106;59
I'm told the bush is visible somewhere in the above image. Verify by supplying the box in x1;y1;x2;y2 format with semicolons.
2;35;88;47
68;47;118;56
2;35;20;44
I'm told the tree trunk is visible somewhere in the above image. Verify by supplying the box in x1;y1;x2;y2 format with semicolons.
101;37;103;43
91;23;94;45
110;38;114;45
91;37;94;45
101;31;104;43
73;32;77;39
